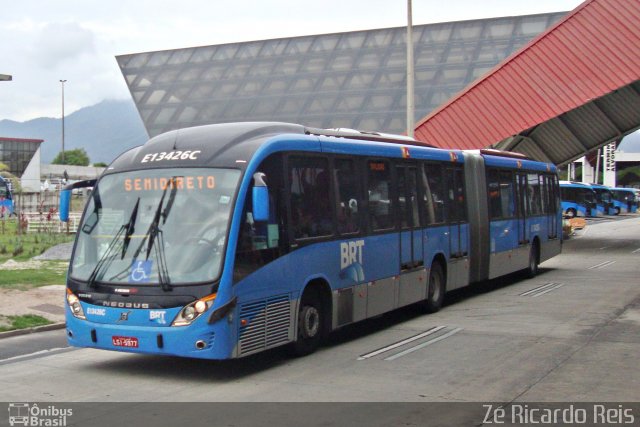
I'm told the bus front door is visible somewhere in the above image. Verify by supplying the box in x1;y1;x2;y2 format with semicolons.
396;165;425;307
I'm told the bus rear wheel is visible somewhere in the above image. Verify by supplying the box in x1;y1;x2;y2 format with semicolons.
290;289;323;356
527;242;539;278
422;262;445;313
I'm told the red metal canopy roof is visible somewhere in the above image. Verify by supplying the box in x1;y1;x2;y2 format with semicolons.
414;0;640;154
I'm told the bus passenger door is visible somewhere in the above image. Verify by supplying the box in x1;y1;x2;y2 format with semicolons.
546;175;558;239
396;164;425;307
516;173;529;245
445;167;469;290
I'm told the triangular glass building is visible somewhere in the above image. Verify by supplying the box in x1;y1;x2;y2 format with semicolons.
117;12;565;138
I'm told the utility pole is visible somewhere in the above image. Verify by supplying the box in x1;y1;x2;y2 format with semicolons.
406;0;415;138
60;79;67;164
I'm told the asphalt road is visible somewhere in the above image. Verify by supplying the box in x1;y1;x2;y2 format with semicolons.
1;216;638;407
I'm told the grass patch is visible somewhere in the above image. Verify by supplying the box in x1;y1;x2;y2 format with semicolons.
0;314;53;332
0;262;68;290
0;218;75;263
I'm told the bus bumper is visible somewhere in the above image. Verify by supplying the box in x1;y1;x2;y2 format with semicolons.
65;306;234;360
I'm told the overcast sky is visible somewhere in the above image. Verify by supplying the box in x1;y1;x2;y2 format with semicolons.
1;0;583;122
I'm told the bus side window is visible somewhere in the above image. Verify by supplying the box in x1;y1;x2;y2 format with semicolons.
527;173;542;216
334;158;361;235
499;170;515;218
487;168;502;219
538;174;548;214
446;167;466;222
424;163;445;224
367;160;394;231
289;156;333;239
234;155;286;283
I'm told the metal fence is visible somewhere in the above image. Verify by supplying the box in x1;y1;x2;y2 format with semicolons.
12;191;87;234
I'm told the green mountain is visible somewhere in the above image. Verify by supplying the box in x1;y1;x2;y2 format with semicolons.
0;99;148;164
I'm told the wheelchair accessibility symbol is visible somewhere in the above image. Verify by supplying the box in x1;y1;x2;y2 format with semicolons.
129;260;152;283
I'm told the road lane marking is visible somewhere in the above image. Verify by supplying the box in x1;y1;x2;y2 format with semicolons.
384;328;463;361
588;260;616;269
632;248;640;254
532;283;565;297
357;326;446;360
0;347;75;366
520;282;561;297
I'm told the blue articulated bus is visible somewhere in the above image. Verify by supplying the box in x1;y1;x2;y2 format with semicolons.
60;123;562;359
0;176;13;216
610;188;638;214
589;183;617;216
559;181;598;217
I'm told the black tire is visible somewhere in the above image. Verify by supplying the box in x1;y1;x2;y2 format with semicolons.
526;242;539;278
615;207;620;215
290;288;323;356
566;208;576;218
422;262;445;313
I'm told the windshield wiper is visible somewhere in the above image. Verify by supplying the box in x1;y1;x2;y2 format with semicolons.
121;198;140;259
145;183;175;291
86;199;140;288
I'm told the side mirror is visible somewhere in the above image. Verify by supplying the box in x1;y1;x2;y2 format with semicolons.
59;189;72;222
59;179;96;222
252;172;269;222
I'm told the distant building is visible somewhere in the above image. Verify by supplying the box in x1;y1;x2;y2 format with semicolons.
0;136;43;192
117;12;565;138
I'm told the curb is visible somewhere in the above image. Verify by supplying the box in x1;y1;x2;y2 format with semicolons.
0;322;66;340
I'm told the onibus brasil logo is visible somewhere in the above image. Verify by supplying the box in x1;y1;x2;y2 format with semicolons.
7;403;72;426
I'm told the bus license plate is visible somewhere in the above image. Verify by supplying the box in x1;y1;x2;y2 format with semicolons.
112;336;139;348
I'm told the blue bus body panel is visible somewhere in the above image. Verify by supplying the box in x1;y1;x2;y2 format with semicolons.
483;155;556;173
490;219;519;252
66;304;235;359
0;199;12;215
560;201;587;217
0;176;13;215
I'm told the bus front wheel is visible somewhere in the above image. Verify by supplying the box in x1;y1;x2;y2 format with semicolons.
422;262;445;313
291;289;323;356
565;208;576;218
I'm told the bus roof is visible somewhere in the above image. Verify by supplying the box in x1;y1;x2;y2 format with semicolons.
105;122;550;175
559;181;594;188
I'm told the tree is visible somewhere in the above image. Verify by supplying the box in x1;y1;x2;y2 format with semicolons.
52;148;90;166
93;162;108;167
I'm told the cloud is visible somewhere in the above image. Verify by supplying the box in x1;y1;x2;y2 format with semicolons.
31;22;96;69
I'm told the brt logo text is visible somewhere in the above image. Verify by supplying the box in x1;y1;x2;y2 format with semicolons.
340;240;365;270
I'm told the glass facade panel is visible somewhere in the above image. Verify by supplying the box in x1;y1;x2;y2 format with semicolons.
0;139;40;177
117;13;565;137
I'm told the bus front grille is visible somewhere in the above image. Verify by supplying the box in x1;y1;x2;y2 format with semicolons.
238;294;292;356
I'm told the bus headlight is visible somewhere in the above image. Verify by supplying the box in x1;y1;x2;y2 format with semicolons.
172;293;216;326
66;289;86;320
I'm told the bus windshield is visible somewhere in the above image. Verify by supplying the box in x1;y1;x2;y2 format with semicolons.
70;168;241;286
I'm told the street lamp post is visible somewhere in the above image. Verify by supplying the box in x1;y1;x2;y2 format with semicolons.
406;0;415;139
60;79;67;164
